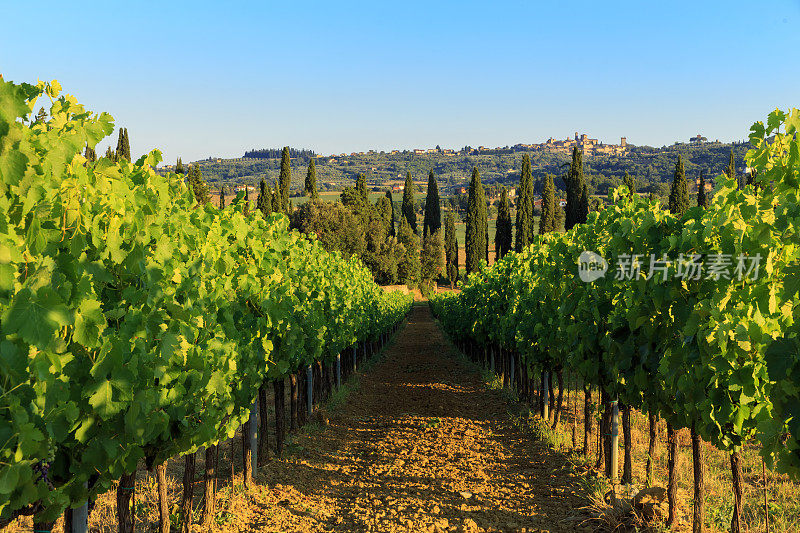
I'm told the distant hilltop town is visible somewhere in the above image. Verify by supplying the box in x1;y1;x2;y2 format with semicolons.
315;132;628;160
523;132;628;157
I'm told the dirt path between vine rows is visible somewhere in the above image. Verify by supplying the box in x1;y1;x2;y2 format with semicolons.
230;303;586;533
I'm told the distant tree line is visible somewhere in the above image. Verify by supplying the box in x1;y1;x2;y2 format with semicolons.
172;141;742;292
243;147;316;160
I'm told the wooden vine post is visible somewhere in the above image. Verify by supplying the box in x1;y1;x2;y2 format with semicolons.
116;472;136;533
306;364;314;417
156;463;169;533
608;400;619;482
336;353;341;389
180;452;196;533
202;445;217;528
552;370;564;430
621;403;632;485
666;422;678;529
583;385;591;457
646;412;657;486
273;379;286;456
690;422;705;533
258;385;269;465
730;450;743;533
289;374;298;431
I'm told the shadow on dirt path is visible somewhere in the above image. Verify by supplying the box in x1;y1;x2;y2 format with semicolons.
232;303;586;533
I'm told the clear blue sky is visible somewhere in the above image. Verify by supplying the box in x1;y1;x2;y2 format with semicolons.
1;1;798;164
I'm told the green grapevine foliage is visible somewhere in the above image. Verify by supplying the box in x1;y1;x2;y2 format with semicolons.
0;78;412;522
432;108;800;479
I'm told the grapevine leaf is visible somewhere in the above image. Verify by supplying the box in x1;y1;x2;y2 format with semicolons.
3;287;72;347
87;380;120;419
0;466;20;495
73;298;105;348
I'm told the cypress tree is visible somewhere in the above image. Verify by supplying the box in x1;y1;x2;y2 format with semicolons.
554;203;565;232
623;171;636;198
421;230;444;284
727;150;738;189
465;167;487;275
218;186;225;209
175;157;184;174
444;211;459;287
580;183;589;217
356;173;368;202
565;146;587;230
84;145;97;163
668;156;689;216
257;179;273;217
539;174;556;234
305;158;319;200
697;170;709;208
422;170;441;238
375;195;393;238
272;183;281;212
515;154;535;251
104;146;116;161
115;128;125;161
122;128;131;161
746;168;757;188
397;218;421;287
494;187;512;260
279;146;291;212
187;165;210;205
385;189;396;237
401;172;417;233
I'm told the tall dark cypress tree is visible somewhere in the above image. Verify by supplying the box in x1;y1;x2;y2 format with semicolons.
539;174;556;234
422;170;441;238
385;189;396;237
305;158;319;200
257;179;273;217
175;157;184;174
272;183;281;212
565;146;587;229
444;211;459;287
727;150;738;189
515;154;535;251
279;146;291;212
401;172;417;233
465;167;487;275
104;146;116;161
697;170;709;208
115;128;126;161
218;186;225;209
122;128;131;161
623;171;636;198
668;156;689;216
554;203;565;232
397;218;421;286
356;173;368;202
494;187;512;260
580;183;589;218
84;145;97;163
187;165;210;204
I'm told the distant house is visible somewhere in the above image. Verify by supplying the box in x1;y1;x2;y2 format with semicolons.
413;149;425;155
558;199;567;207
689;134;708;143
